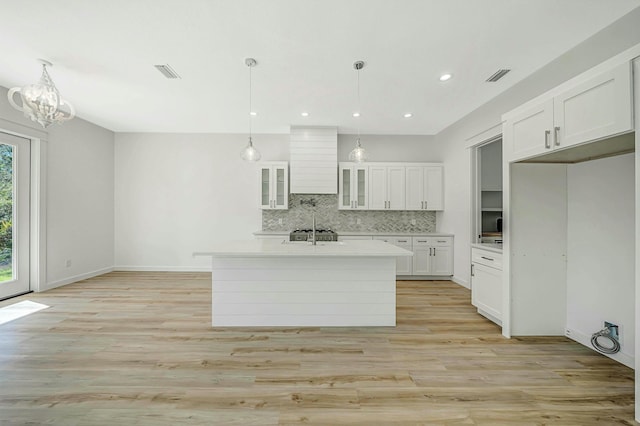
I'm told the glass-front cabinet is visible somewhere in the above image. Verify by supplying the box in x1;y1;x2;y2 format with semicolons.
259;162;288;210
338;162;368;210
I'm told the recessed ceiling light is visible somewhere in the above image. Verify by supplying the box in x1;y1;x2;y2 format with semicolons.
249;111;257;116
352;112;360;117
439;73;452;82
403;113;413;118
301;112;309;117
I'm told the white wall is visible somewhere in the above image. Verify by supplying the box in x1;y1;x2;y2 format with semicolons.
114;133;288;270
338;134;441;162
436;8;640;287
0;86;115;290
566;153;635;366
114;133;438;270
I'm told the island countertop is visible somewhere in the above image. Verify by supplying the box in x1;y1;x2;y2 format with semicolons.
195;239;413;258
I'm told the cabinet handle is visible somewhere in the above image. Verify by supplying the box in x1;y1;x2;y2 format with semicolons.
471;264;475;277
554;126;561;146
424;201;427;210
437;240;446;243
544;130;551;149
480;256;494;261
397;240;407;243
417;240;427;243
421;201;424;209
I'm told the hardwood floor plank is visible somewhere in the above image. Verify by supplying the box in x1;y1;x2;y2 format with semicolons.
0;272;634;424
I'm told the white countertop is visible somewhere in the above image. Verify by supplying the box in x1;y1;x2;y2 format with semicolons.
471;242;503;253
195;239;413;258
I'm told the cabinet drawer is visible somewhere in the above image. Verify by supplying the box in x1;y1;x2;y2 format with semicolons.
412;236;452;246
471;248;503;269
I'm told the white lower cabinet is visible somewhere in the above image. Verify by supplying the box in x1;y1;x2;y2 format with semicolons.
411;237;453;276
470;247;503;324
373;236;413;275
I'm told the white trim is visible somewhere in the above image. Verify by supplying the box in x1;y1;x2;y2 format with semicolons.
465;122;502;149
114;265;211;272
566;328;634;369
0;122;47;295
451;275;469;289
42;267;113;291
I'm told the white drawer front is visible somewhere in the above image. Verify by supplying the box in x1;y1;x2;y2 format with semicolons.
471;248;503;270
412;236;452;246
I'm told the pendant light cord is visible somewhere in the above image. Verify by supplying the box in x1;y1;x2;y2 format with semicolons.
356;66;361;144
248;63;252;141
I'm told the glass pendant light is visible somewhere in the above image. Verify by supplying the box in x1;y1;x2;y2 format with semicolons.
348;60;368;163
7;59;75;128
241;58;261;162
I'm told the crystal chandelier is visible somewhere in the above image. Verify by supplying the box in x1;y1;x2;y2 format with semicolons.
8;59;75;128
348;60;368;163
241;58;261;161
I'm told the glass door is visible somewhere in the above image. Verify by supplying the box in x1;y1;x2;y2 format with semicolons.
0;132;30;299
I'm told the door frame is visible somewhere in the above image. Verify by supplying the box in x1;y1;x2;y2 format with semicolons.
467;123;502;246
0;117;47;293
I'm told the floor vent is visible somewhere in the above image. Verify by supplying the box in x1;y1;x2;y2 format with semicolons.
486;69;511;82
154;64;181;79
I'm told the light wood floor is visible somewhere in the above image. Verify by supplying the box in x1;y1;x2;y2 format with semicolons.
0;272;634;425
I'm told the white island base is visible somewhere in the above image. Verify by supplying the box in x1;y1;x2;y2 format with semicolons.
196;240;412;327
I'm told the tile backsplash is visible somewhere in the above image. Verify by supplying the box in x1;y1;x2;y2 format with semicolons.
262;194;436;233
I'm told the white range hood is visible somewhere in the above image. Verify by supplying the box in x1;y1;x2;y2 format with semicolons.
289;126;338;194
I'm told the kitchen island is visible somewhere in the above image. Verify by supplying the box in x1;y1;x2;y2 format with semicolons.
195;239;412;327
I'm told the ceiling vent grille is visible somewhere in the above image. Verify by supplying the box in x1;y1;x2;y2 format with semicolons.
154;64;181;79
486;69;510;82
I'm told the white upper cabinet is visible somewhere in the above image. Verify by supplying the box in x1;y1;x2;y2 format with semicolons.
259;162;288;210
554;63;633;148
405;165;444;211
338;162;368;210
505;62;633;162
368;165;405;210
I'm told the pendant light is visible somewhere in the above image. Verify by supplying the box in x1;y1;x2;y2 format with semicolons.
348;60;368;163
241;58;261;162
8;59;75;128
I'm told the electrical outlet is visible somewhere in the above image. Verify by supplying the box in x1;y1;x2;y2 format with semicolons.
605;321;621;342
65;259;72;268
356;218;362;225
411;219;417;225
278;218;283;225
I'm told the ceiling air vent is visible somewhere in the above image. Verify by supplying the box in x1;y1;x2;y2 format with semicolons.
154;64;181;79
486;69;510;82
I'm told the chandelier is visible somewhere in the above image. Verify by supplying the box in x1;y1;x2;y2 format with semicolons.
7;59;75;128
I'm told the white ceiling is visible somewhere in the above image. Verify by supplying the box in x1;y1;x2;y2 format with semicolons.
1;0;639;135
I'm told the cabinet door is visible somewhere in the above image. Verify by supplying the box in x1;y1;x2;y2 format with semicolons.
431;246;453;276
424;166;443;210
405;166;424;211
338;166;353;209
471;263;502;320
505;98;554;162
387;166;406;210
554;62;633;149
273;166;288;209
392;237;413;275
412;247;431;275
260;166;272;209
353;166;368;209
368;166;387;210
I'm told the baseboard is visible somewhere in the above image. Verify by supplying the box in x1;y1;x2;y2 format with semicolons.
42;267;114;291
451;275;470;289
113;265;211;272
565;327;634;369
396;275;453;281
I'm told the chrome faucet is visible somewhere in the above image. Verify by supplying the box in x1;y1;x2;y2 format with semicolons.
311;213;317;245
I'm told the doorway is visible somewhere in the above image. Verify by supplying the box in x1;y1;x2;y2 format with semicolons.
0;131;30;299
